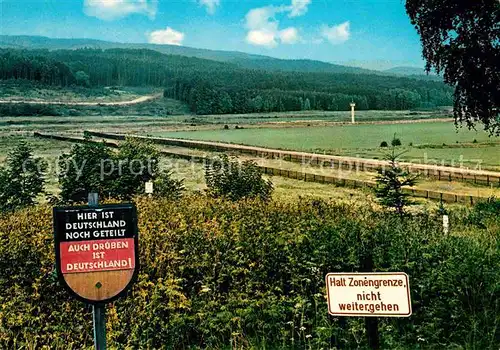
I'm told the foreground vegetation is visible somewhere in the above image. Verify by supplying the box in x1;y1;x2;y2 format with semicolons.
0;196;498;349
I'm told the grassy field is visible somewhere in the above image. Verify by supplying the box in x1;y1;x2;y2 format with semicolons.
0;110;450;134
151;121;500;170
179;109;452;125
152;143;500;198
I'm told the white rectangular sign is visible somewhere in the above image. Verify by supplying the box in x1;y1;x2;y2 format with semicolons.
145;181;154;194
326;272;412;317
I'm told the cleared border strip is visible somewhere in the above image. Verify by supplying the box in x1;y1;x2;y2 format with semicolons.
34;132;489;205
85;131;500;188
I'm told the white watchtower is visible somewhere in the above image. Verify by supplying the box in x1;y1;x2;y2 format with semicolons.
350;101;356;124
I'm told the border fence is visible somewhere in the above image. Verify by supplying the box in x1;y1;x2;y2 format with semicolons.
84;131;500;187
34;132;492;205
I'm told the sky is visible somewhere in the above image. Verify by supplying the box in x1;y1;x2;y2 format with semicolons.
0;0;426;70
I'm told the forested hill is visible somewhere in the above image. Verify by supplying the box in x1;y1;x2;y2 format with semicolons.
0;47;453;114
1;35;420;77
0;35;265;64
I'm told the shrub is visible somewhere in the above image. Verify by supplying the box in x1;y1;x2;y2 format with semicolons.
0;142;47;212
0;197;499;349
391;138;402;147
58;138;183;202
0;103;64;117
58;139;114;202
108;138;161;199
205;155;273;201
463;197;500;228
380;141;388;147
152;171;185;200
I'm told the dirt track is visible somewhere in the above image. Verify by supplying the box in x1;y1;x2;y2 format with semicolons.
0;93;163;106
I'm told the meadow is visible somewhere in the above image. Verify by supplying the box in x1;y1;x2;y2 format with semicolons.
178;109;452;125
151;121;500;170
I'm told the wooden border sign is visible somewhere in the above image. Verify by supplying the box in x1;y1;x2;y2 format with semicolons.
325;272;412;317
54;204;139;304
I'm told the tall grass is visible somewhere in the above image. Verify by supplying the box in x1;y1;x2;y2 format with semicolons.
0;196;498;349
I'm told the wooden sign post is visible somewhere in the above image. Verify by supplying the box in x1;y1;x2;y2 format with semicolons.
53;194;139;350
325;272;411;349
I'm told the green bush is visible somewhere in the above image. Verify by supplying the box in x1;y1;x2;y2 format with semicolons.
391;138;402;147
461;197;500;228
0;103;64;117
58;138;183;202
205;155;273;201
58;139;114;202
152;171;185;200
0;197;498;349
380;141;388;147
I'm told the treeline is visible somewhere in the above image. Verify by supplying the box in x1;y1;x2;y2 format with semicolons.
0;48;453;113
0;50;75;85
164;80;441;114
0;48;228;87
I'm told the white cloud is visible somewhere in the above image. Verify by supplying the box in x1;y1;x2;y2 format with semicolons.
288;0;311;17
244;2;304;48
245;6;279;47
279;27;299;44
199;0;220;14
245;6;279;32
321;21;350;44
148;27;185;46
246;30;277;48
84;0;158;20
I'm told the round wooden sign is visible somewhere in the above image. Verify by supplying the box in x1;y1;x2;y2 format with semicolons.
53;204;139;304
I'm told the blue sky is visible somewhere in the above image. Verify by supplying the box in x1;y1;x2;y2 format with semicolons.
0;0;425;69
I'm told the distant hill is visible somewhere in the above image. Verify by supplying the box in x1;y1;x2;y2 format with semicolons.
0;35;264;62
384;66;429;76
383;66;443;82
228;57;378;75
0;35;394;76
